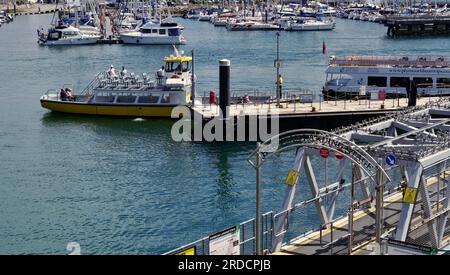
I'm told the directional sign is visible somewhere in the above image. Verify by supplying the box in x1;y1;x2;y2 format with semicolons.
320;148;330;158
385;154;396;166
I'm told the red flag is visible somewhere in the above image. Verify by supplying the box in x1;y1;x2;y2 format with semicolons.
322;40;326;55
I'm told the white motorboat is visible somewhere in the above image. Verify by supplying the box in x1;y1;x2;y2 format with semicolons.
120;21;186;45
284;18;335;31
198;12;212;21
226;20;280;31
37;25;101;46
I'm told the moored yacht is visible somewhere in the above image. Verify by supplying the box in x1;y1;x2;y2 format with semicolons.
120;21;186;45
226;20;280;31
37;25;101;45
284;18;335;31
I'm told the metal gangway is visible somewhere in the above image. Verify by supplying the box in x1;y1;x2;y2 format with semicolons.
165;98;450;255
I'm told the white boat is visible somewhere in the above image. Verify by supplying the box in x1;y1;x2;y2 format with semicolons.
284;18;335;31
323;55;450;98
37;25;101;46
120;21;186;45
226;20;280;31
198;12;212;21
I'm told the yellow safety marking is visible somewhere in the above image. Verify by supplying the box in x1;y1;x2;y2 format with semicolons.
403;187;418;204
275;173;448;255
174;246;196;255
285;170;299;186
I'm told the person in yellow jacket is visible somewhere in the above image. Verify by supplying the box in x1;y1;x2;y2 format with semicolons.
277;74;283;98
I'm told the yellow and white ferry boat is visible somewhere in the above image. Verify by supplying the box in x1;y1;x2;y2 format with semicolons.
40;49;193;117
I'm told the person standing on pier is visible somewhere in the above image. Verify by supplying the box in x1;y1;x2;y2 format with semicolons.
278;74;283;99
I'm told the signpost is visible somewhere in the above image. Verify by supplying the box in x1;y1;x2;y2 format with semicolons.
209;225;241;255
385;154;396;166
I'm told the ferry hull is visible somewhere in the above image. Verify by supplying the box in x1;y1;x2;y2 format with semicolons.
40;100;178;118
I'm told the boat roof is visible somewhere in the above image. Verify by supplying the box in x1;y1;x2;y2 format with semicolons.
329;55;450;68
164;55;192;62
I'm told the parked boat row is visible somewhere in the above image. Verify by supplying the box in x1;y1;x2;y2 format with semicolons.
187;3;336;32
37;0;186;46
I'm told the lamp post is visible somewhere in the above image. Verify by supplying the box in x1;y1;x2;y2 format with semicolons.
255;142;262;255
275;32;280;108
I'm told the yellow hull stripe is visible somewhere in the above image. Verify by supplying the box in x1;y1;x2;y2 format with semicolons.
41;100;178;117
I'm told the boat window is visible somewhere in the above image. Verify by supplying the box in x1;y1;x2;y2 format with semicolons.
168;28;180;36
160;93;171;103
151;29;158;33
390;77;410;88
413;77;433;88
326;78;351;86
117;96;137;103
95;96;115;103
48;31;61;40
159;29;166;35
138;94;160;103
368;76;387;87
437;78;450;88
166;62;182;73
141;28;152;34
182;61;190;72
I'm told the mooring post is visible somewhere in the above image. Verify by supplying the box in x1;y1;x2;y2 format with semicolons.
219;59;231;118
219;59;231;140
255;142;262;255
191;50;196;106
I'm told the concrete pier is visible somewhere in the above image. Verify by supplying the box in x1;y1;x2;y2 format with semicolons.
385;15;450;36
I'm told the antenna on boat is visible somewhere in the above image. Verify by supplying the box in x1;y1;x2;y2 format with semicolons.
172;44;180;57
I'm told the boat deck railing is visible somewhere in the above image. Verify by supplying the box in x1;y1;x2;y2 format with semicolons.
81;70;160;95
330;55;450;68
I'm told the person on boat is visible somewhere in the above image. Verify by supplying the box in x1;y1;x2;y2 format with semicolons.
65;88;75;101
156;66;166;84
157;66;165;78
108;65;117;79
120;66;128;78
60;88;67;101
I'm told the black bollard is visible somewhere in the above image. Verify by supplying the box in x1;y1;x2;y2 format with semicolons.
408;80;417;107
219;59;230;119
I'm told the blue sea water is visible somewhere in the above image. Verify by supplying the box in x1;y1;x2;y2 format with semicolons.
0;14;447;254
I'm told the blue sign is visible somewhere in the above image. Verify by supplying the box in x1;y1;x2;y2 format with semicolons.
385;155;396;166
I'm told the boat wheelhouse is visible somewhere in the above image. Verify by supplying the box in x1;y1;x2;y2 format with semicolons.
40;49;194;117
323;55;450;98
120;21;186;45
